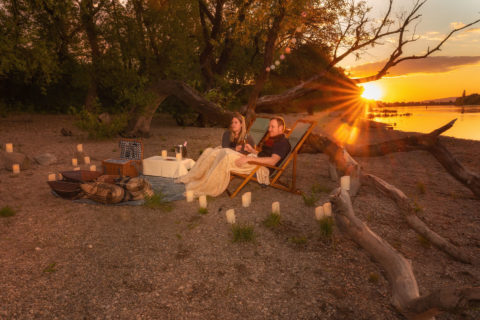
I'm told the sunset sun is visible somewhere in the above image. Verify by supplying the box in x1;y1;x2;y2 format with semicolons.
360;82;383;100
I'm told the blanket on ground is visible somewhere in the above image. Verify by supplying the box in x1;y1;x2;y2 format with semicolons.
176;147;269;197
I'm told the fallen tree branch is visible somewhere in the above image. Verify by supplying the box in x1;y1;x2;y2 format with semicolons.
343;119;480;198
330;188;420;314
330;188;480;319
362;173;473;264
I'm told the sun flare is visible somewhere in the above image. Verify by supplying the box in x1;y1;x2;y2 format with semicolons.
360;82;383;101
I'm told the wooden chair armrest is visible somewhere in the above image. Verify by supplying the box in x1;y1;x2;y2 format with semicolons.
246;161;282;171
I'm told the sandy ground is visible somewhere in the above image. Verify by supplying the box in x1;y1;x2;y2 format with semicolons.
0;113;479;319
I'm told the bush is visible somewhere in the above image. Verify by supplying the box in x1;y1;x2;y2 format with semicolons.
231;224;255;243
0;206;16;217
74;107;128;139
144;193;173;212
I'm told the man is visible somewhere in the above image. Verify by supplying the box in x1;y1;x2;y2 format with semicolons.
178;117;290;197
235;117;291;171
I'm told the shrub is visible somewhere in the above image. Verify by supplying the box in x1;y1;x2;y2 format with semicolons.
318;217;334;237
263;213;281;228
74;108;128;139
0;206;16;217
231;224;255;243
198;207;208;215
144;193;173;212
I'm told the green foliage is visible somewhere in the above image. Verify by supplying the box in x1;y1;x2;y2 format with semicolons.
0;206;16;217
413;201;424;214
318;217;334;237
416;181;426;195
289;236;308;245
231;224;255;243
417;234;431;248
198;208;208;215
74;108;128;139
311;183;332;194
302;192;320;207
143;193;173;212
263;213;282;228
43;262;57;273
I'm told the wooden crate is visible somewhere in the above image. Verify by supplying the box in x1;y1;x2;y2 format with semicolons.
102;159;141;177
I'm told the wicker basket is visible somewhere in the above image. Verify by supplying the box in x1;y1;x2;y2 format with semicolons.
47;181;83;199
61;170;102;183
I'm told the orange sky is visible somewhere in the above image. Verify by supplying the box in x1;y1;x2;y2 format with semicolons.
339;0;480;102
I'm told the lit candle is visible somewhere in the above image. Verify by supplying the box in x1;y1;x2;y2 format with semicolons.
226;209;236;224
242;192;251;207
48;173;56;181
12;164;20;174
315;206;325;220
84;156;90;164
161;150;167;159
5;143;13;153
199;195;207;208
176;153;182;161
272;201;280;214
186;190;194;202
72;158;78;166
73;167;80;171
89;165;96;172
340;175;351;191
323;202;332;217
76;144;83;152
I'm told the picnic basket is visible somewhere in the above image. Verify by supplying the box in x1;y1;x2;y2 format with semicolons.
102;138;143;177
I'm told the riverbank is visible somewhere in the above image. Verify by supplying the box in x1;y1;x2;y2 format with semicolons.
0;113;479;319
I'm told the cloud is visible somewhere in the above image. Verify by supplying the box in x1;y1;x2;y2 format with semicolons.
350;56;480;77
450;22;466;29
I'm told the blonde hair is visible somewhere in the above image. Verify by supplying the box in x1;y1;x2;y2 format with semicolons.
229;112;247;143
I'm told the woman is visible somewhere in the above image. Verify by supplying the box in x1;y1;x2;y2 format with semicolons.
177;113;269;198
221;112;255;154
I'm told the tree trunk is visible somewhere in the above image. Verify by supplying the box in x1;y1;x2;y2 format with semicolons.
80;0;102;112
125;94;168;137
244;5;285;124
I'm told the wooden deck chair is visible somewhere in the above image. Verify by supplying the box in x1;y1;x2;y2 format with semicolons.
247;116;271;147
229;119;316;198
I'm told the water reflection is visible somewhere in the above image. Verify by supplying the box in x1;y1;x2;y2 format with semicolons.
369;105;480;141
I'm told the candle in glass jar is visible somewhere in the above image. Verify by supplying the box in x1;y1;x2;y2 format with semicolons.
161;150;167;159
340;175;350;191
89;165;96;172
12;164;20;174
199;195;207;208
226;209;236;224
5;143;13;153
323;202;332;217
72;158;78;166
76;144;83;152
48;173;56;181
242;192;251;207
84;156;90;164
315;206;324;220
176;153;182;161
272;201;280;214
186;190;194;202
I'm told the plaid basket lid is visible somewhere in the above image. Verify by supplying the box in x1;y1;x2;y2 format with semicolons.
119;139;143;160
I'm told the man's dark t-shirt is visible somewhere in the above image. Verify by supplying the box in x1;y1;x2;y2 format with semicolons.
258;134;291;173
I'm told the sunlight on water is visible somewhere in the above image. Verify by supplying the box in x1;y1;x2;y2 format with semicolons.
372;105;480;141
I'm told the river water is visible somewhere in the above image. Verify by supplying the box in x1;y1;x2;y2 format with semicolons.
369;105;480;141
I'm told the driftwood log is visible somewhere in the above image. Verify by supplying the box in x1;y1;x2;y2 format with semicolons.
330;188;480;319
361;173;472;264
